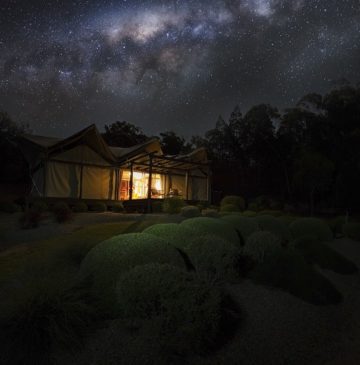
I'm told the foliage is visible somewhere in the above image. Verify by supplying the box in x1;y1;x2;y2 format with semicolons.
220;203;241;213
255;215;291;242
247;202;259;211
327;216;346;238
152;200;163;213
185;235;241;280
257;209;283;217
180;217;240;247
159;131;192;155
221;214;259;239
103;120;148;147
19;209;44;229
79;233;185;310
0;201;21;213
142;223;193;249
89;202;107;212
72;202;88;213
52;202;73;223
201;208;219;218
116;263;223;354
291;235;358;274
243;231;281;263
220;195;245;211
249;247;343;305
180;205;201;218
0;275;97;365
343;222;360;241
290;218;333;242
242;210;257;217
112;202;125;213
162;196;186;214
31;201;48;213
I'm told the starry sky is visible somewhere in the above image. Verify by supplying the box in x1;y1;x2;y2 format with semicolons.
1;0;359;138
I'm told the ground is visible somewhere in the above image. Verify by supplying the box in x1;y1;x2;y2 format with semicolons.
0;212;359;364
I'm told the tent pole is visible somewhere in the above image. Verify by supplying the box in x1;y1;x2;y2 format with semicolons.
147;155;153;213
129;163;133;200
185;171;189;201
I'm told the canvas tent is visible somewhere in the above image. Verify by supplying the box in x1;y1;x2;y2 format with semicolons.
19;125;211;207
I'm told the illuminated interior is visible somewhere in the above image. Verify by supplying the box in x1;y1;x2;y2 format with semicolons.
119;170;164;200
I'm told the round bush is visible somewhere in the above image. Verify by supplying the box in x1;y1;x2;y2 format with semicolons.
221;215;259;239
31;201;48;213
220;203;241;213
116;263;223;353
0;202;21;213
343;222;360;241
180;205;201;218
220;195;245;211
244;231;282;263
162;197;186;214
247;202;259;212
143;223;193;249
52;202;72;223
180;217;240;247
89;202;107;212
290;218;333;242
258;210;283;217
112;202;125;213
242;210;257;217
79;233;185;305
256;215;291;242
202;208;219;218
72;202;88;213
185;234;241;280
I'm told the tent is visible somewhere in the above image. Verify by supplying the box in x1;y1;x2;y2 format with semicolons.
19;125;211;207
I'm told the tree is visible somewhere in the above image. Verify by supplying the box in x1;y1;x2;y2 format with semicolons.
103;121;148;147
159;131;191;155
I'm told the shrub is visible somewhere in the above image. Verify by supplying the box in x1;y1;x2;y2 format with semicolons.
31;201;48;213
242;210;257;217
0;277;96;365
244;231;282;263
116;263;223;354
342;222;360;241
52;202;73;223
220;203;241;213
19;209;44;229
290;218;333;242
278;215;298;226
89;202;107;212
142;223;193;250
180;205;201;218
79;233;185;309
72;202;88;213
162;197;186;214
257;210;283;217
185;235;241;280
247;202;259;212
180;217;240;247
256;215;291;242
112;202;125;213
249;247;343;305
268;198;283;210
152;200;163;213
0;201;21;213
220;195;245;211
221;215;259;239
202;208;219;218
327;216;346;238
291;235;358;274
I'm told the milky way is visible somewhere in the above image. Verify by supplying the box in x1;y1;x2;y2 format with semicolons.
0;0;359;137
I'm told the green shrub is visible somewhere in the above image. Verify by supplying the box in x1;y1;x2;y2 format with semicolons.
180;217;240;247
256;215;291;242
152;200;163;213
220;203;241;213
202;208;219;218
291;235;358;274
327;216;346;238
242;210;257;217
254;195;268;209
31;201;48;213
343;222;360;241
52;202;73;223
72;202;88;213
116;263;223;354
180;205;201;218
142;223;193;249
278;215;298;226
185;235;241;280
89;202;107;212
0;201;21;213
162;197;186;214
221;215;259;239
19;210;44;229
257;210;283;217
0;277;96;365
112;202;125;213
290;218;333;242
249;247;343;305
268;198;283;210
247;202;259;212
244;231;281;263
220;195;245;211
79;233;185;309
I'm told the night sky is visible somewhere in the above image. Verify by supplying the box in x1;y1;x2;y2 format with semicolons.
1;0;359;138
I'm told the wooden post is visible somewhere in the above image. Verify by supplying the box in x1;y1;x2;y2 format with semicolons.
206;168;211;204
43;159;48;197
79;164;84;199
147;155;153;213
185;171;189;201
129;163;133;201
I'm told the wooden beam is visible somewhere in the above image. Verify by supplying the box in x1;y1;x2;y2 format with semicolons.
129;163;133;201
79;164;84;199
147;155;153;213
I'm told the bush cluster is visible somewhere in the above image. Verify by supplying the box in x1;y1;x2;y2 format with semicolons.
343;222;360;241
52;202;73;223
72;202;88;213
112;202;125;213
290;218;333;242
19;209;44;229
89;202;107;212
162;197;186;214
31;201;48;213
220;195;245;212
243;231;281;263
201;208;219;218
180;205;201;218
221;214;259;240
0;201;22;213
256;215;291;242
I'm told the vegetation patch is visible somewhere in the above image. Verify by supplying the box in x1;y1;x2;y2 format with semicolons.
180;205;201;218
112;202;125;213
221;214;259;240
256;215;291;242
72;202;88;213
89;202;107;212
290;218;333;242
0;201;22;213
162;197;186;214
202;208;219;218
52;202;73;223
220;195;245;211
343;222;360;241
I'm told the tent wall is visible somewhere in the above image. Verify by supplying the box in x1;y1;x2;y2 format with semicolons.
81;166;116;200
190;176;207;201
